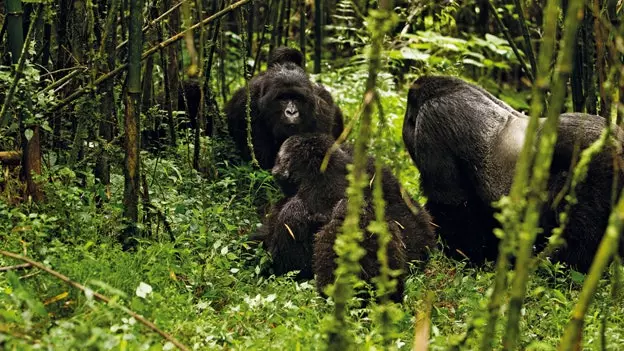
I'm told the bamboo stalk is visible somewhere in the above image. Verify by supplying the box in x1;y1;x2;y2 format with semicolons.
0;3;41;127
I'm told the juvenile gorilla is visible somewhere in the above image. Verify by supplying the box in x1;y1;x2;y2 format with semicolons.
254;134;436;285
314;199;407;303
402;75;624;272
225;47;344;169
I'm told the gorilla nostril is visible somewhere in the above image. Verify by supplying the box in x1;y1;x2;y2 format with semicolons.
286;110;299;119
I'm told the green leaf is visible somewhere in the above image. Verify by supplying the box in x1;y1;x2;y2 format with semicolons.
570;270;585;284
24;129;33;141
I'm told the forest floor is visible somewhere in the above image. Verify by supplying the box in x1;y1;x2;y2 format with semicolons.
1;68;623;350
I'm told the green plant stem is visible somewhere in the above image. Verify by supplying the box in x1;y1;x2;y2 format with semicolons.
512;0;536;78
327;1;394;349
479;0;562;347
503;1;585;349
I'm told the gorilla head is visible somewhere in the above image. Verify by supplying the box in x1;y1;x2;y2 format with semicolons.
225;47;344;169
256;65;320;143
268;47;304;68
402;75;624;271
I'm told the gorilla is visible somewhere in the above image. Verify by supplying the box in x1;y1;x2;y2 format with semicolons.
314;198;407;303
225;47;344;169
402;75;624;272
253;134;436;283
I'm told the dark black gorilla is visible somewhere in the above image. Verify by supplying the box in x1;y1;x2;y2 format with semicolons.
314;198;407;303
225;47;344;169
402;75;624;272
253;134;436;282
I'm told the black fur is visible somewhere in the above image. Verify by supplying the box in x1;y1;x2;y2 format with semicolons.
267;47;304;68
254;134;436;286
225;47;344;169
314;199;407;303
402;75;624;272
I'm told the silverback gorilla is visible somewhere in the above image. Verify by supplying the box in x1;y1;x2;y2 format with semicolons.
225;47;344;169
254;134;435;300
402;75;624;272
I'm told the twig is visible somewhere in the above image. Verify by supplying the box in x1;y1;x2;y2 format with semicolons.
37;67;88;95
0;263;32;272
0;250;191;351
50;0;252;113
412;292;434;351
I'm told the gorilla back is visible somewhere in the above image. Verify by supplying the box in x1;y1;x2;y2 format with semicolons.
225;47;344;169
402;75;624;272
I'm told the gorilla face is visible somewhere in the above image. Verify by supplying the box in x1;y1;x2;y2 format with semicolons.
258;64;317;142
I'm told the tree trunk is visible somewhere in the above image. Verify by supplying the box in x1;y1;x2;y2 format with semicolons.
122;0;143;249
164;0;180;144
95;0;120;194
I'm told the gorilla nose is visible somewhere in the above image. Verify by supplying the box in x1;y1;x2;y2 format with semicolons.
284;102;299;122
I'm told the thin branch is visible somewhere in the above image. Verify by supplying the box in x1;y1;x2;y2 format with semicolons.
486;0;534;82
37;67;88;95
512;0;536;77
116;0;187;51
0;250;190;351
0;263;32;272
